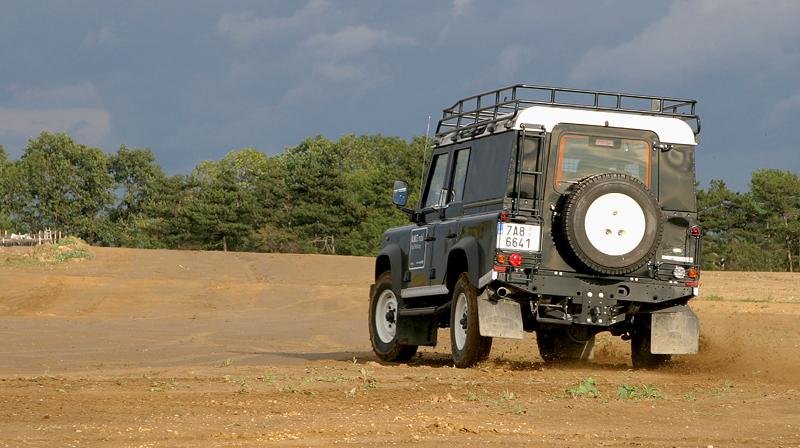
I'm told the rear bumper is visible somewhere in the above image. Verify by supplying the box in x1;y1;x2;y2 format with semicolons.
491;270;695;328
495;270;695;304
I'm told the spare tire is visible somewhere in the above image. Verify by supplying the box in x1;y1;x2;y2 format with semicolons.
560;173;662;275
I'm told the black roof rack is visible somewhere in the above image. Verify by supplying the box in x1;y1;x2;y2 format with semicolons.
436;84;700;139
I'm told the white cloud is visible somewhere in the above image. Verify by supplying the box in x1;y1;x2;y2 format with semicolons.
217;0;328;45
7;82;100;105
496;45;534;77
452;0;473;16
0;108;111;146
765;89;800;128
83;24;117;47
313;63;364;82
305;25;414;59
569;0;800;86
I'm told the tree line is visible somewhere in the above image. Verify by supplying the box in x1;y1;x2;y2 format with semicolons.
0;131;798;271
0;132;427;255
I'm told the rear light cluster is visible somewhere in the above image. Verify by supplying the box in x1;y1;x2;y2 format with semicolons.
672;266;699;280
684;267;700;287
688;225;702;237
494;252;524;272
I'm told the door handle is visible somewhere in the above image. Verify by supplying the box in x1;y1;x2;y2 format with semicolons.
446;232;458;239
424;236;436;242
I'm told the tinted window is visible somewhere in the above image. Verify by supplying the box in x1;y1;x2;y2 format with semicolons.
450;148;470;203
555;134;651;190
423;153;449;208
462;132;515;203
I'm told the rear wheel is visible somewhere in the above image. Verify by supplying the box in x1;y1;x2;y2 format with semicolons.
630;314;671;368
536;327;595;362
369;272;418;362
450;273;492;368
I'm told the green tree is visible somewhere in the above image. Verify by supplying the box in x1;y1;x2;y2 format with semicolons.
0;145;13;231
108;145;169;247
181;149;279;251
749;169;800;272
10;132;113;241
279;136;352;253
698;171;800;272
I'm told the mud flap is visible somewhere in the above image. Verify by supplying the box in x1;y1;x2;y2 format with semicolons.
651;305;699;354
396;315;438;347
477;290;523;339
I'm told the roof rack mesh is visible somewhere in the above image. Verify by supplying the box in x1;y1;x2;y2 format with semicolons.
436;84;699;138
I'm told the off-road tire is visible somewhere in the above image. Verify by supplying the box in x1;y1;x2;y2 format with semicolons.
450;273;492;368
560;173;663;275
536;328;595;362
369;272;418;362
630;313;671;368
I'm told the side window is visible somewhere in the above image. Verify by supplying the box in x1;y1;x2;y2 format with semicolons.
422;153;450;209
449;148;470;203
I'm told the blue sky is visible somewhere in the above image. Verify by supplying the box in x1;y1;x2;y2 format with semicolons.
1;0;798;191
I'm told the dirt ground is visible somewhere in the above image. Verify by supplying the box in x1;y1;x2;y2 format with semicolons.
0;247;799;447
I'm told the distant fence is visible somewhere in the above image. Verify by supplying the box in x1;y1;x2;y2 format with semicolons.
0;229;62;247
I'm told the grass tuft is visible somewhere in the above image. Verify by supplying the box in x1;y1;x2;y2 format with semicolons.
567;377;600;398
617;384;665;400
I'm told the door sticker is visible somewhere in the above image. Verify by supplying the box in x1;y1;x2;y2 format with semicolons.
409;228;427;270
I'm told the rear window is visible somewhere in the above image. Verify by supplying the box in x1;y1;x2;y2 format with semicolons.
555;134;651;191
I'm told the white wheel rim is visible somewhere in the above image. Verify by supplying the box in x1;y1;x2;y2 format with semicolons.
453;292;468;351
584;193;646;256
375;290;398;344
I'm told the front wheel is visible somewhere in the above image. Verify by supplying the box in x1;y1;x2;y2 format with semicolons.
369;273;418;362
450;273;492;368
630;314;671;368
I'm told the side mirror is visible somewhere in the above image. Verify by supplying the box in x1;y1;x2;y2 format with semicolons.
392;180;409;207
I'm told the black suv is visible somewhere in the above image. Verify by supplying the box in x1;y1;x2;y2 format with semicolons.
369;84;702;368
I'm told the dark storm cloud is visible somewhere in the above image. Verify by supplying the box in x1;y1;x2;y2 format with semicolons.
0;0;797;190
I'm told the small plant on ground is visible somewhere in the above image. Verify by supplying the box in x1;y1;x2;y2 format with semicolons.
617;384;665;400
511;403;527;415
567;377;600;398
500;389;516;401
359;367;378;390
149;378;178;392
280;384;299;393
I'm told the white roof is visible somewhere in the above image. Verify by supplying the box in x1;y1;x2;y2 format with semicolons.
513;106;697;146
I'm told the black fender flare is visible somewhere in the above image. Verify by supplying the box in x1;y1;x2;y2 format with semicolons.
448;236;481;289
376;243;403;296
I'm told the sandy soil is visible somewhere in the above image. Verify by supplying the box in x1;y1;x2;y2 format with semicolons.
0;247;799;447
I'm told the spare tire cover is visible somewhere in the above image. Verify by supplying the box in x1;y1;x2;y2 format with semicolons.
560;173;662;275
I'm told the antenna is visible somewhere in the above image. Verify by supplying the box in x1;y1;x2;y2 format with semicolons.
418;115;432;201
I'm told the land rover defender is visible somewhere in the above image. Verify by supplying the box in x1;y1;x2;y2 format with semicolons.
369;84;701;368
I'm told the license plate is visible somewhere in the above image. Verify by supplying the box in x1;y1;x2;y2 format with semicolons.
496;223;541;252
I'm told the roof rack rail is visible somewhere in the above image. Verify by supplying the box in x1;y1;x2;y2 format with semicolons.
436;84;700;139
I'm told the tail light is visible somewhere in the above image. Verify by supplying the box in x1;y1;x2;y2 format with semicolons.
495;253;507;264
688;225;702;237
499;210;510;222
687;267;699;279
509;253;523;267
